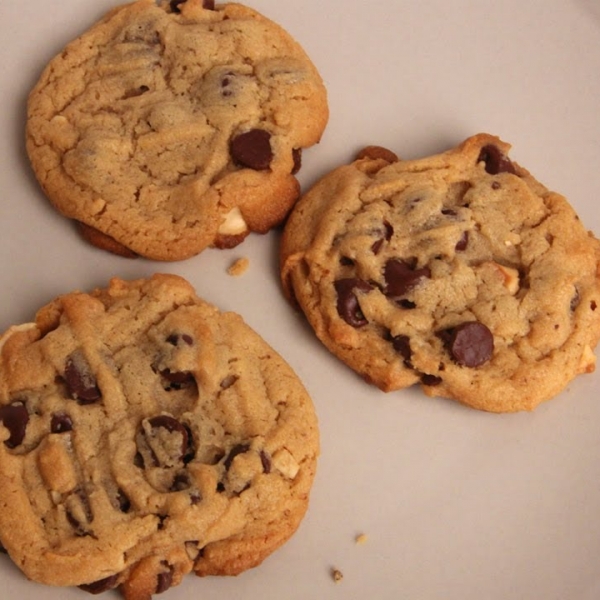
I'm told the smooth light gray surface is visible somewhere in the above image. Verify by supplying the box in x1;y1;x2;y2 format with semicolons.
1;1;600;599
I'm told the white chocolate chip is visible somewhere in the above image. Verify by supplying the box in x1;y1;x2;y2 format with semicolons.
218;207;248;236
490;262;520;295
272;448;299;480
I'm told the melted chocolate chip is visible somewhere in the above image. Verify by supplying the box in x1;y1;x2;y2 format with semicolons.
383;259;430;299
371;221;394;255
0;402;29;448
477;145;516;175
230;129;273;170
334;278;373;327
64;352;101;404
50;413;73;434
79;574;120;595
442;322;494;367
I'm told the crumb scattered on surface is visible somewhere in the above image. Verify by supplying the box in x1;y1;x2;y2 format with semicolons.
355;533;368;545
331;568;343;583
227;257;249;276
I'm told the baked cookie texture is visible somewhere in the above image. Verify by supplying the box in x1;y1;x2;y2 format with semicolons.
0;274;319;599
26;0;329;260
281;133;600;412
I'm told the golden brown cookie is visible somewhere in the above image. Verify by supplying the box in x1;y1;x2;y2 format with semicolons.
26;0;329;260
281;133;600;412
0;274;319;598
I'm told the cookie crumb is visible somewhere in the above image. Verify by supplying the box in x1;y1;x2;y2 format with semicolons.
331;568;343;583
355;533;368;545
227;257;250;276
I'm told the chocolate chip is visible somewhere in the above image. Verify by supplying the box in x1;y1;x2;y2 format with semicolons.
455;231;469;252
223;444;250;471
570;290;580;312
166;334;194;346
79;574;120;595
50;413;73;434
383;259;430;299
160;369;195;391
156;563;174;594
0;402;29;448
292;148;302;174
117;489;131;513
230;129;273;170
339;256;355;266
399;299;417;309
391;334;412;365
169;0;186;12
260;450;272;474
334;278;373;328
171;472;191;492
442;321;494;367
64;352;101;404
203;0;215;9
421;374;443;386
477;144;516;175
592;301;597;311
122;85;149;99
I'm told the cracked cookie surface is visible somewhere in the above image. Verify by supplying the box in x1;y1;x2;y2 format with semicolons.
26;0;329;260
281;133;600;412
0;274;319;599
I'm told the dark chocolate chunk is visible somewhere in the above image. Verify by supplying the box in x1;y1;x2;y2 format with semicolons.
477;144;516;175
443;321;494;367
383;259;430;299
64;352;102;404
230;129;273;170
334;278;373;327
0;402;29;448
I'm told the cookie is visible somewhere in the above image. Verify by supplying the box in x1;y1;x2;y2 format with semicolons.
281;133;600;412
26;0;329;261
0;274;319;598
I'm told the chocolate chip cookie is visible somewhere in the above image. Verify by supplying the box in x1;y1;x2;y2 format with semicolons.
0;274;319;598
26;0;328;260
281;133;600;412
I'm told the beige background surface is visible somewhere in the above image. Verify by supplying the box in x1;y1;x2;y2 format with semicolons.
1;1;600;599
